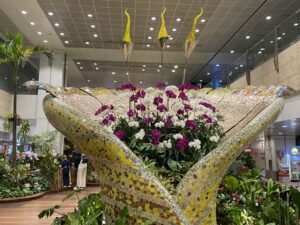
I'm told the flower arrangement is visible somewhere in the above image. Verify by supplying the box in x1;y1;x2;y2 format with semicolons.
95;83;224;193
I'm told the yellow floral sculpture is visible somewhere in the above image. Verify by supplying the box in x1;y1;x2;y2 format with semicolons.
26;80;285;224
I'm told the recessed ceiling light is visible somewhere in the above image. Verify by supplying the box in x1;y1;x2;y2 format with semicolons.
245;35;250;39
240;64;244;67
282;125;287;128
113;80;117;83
37;31;42;35
169;37;173;40
270;40;274;43
201;19;206;23
142;64;146;67
151;17;156;21
85;41;90;45
230;50;235;53
278;132;283;135
48;12;54;16
4;77;7;80
93;34;98;38
148;36;152;40
146;44;151;47
54;23;59;27
142;69;145;72
200;80;202;82
235;67;238;70
219;80;223;83
174;65;178;69
94;62;97;66
77;62;80;65
195;29;200;33
176;18;181;22
80;66;83;69
258;51;262;54
149;27;154;31
277;36;282;40
96;67;99;70
21;10;27;15
216;64;220;67
139;81;143;84
126;72;129;75
260;47;265;51
172;28;177;32
87;79;90;82
291;123;297;126
294;23;299;26
90;24;96;28
30;22;35;26
282;32;286;36
64;40;69;44
60;32;64;36
158;65;162;68
265;16;272;20
207;72;210;75
172;69;176;73
87;14;93;18
43;40;48;43
166;45;170;48
157;69;160;72
112;72;115;75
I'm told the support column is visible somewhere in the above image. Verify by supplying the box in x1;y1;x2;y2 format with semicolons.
35;52;65;154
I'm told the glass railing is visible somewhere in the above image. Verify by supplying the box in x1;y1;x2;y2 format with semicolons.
194;9;300;88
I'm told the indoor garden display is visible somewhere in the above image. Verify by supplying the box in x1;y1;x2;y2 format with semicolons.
26;80;287;225
0;32;51;165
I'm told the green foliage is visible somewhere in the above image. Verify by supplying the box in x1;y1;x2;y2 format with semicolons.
38;205;61;219
17;119;30;144
223;175;239;193
4;163;29;188
114;206;130;225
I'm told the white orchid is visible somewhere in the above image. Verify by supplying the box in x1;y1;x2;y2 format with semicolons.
189;139;201;150
155;121;165;128
128;121;139;128
174;121;185;128
135;129;145;140
210;135;220;142
165;85;179;91
173;133;183;140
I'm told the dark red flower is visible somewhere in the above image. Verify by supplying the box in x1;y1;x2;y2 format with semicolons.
127;109;137;118
136;89;146;98
153;96;163;106
178;84;198;91
130;94;139;102
157;104;168;112
165;90;176;98
151;129;161;145
203;114;213;123
143;116;154;125
118;83;136;91
176;136;189;150
156;82;167;89
186;120;198;131
184;104;193;111
136;103;146;111
199;101;216;112
114;130;126;140
178;91;188;101
165;117;173;127
177;109;184;115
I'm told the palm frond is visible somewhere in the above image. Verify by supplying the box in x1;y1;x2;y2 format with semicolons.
0;58;11;65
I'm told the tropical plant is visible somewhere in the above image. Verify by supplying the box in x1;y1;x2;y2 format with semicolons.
0;32;51;165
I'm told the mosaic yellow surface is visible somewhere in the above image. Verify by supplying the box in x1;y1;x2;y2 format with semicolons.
34;82;285;225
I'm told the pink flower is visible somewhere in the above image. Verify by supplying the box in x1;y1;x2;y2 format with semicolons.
114;130;126;140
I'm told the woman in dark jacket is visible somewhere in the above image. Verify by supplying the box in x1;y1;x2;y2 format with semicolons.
61;155;71;187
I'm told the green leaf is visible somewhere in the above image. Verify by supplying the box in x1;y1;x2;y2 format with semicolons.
167;159;182;172
223;176;239;193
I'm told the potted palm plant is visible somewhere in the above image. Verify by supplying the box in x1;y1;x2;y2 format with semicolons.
0;32;51;165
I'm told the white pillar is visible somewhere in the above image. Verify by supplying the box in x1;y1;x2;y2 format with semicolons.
35;52;65;154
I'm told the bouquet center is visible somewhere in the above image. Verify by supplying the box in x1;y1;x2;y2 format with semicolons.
95;83;225;194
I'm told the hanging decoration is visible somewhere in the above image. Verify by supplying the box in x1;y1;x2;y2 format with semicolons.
182;7;204;84
157;7;169;82
119;9;133;82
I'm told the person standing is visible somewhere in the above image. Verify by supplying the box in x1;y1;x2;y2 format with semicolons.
61;155;71;187
76;154;88;188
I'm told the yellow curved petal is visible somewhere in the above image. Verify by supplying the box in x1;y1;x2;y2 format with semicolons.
185;7;203;44
157;7;169;39
123;9;132;43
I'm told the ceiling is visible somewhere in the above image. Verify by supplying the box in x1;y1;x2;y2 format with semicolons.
0;0;299;89
266;118;300;137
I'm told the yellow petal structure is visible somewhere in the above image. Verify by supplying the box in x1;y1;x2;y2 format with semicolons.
157;7;169;40
122;8;132;43
185;8;203;45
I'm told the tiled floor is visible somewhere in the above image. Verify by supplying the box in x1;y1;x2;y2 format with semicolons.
0;187;100;225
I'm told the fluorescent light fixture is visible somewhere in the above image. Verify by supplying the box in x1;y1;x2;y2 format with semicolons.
169;37;173;40
60;32;64;36
93;34;98;37
240;64;244;67
260;48;265;51
21;10;27;15
151;17;156;21
112;72;115;75
245;35;250;39
207;72;210;75
43;40;48;43
64;40;69;44
270;40;274;43
282;32;286;36
172;69;176;73
139;81;143;84
201;19;206;23
166;45;170;48
37;31;42;35
149;27;154;31
235;67;238;70
87;14;93;18
174;65;178;69
258;51;262;54
146;44;150;47
94;62;97;66
126;72;129;75
142;64;146;67
148;36;152;40
216;64;220;67
230;50;235;53
294;23;299;26
90;24;96;28
48;12;54;16
80;66;83;69
113;80;117;83
282;125;287;128
195;29;200;33
172;28;177;32
30;22;35;26
87;80;90;82
277;36;282;40
54;23;59;27
4;77;7;80
96;67;99;70
157;69;160;72
158;65;162;68
85;41;90;45
176;18;181;22
77;62;80;65
142;69;145;72
219;80;223;83
200;80;202;82
278;132;283;135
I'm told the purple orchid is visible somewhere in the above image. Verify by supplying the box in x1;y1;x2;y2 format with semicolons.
199;101;216;112
136;89;146;98
157;104;168;112
151;129;161;145
95;104;114;115
156;82;167;89
130;94;139;102
153;96;163;106
143;116;154;125
184;103;193;111
136;103;146;111
178;84;198;91
176;136;189;150
165;90;176;98
203;114;213;123
114;130;126;140
186;120;198;131
178;91;188;101
177;109;184;115
165;117;173;127
101;113;116;125
118;83;136;91
127;109;137;118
